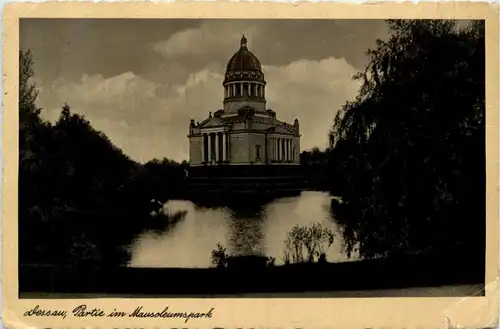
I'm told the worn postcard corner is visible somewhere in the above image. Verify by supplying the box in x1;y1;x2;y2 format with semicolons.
2;2;499;329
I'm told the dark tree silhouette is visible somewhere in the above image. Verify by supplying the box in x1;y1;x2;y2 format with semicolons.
300;148;331;190
328;20;485;260
18;49;187;267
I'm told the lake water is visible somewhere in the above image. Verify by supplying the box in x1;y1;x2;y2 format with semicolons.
128;191;358;268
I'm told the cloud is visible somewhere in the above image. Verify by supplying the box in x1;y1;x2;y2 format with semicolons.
264;57;360;150
153;21;262;64
37;56;361;164
154;27;239;60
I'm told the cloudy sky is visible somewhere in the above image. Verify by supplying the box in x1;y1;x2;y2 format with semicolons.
21;19;392;163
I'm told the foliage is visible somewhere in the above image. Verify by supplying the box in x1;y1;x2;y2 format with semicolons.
211;243;229;268
283;223;335;264
132;158;188;204
18;49;187;267
328;20;485;259
300;148;331;190
266;256;276;267
68;233;102;268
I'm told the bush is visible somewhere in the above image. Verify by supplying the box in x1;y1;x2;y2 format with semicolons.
211;243;229;268
283;223;335;264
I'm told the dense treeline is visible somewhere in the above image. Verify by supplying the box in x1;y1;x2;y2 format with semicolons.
322;20;486;260
300;148;330;190
19;50;187;267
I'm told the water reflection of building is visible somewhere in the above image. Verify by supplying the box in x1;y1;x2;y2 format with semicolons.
187;35;304;197
227;207;265;257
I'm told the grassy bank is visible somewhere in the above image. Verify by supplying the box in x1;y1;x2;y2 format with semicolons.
19;252;484;297
20;284;484;299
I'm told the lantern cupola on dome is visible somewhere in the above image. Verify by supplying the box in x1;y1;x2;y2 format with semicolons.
223;34;267;113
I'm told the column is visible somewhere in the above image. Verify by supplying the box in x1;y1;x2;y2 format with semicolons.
232;84;236;97
277;138;281;161
277;138;280;161
226;133;230;161
278;138;281;161
222;132;227;162
276;138;280;161
282;139;285;161
271;138;274;161
219;133;223;161
288;139;291;161
286;139;289;161
274;138;277;161
285;139;288;161
240;83;243;96
201;134;206;162
275;139;278;161
282;138;285;161
207;134;212;163
285;139;289;162
215;133;220;162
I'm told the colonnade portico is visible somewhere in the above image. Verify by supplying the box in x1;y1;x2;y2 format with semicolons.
224;82;265;99
272;137;294;162
201;131;229;163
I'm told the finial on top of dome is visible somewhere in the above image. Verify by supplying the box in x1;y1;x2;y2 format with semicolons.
240;34;247;48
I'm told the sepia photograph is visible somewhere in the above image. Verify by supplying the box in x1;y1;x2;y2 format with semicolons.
15;17;489;298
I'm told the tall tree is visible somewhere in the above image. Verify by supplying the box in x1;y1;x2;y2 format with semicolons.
18;49;56;263
329;20;485;260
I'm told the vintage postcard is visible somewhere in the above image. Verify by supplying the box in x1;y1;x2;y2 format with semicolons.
2;2;499;329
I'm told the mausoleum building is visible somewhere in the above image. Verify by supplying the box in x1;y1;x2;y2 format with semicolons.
188;35;301;167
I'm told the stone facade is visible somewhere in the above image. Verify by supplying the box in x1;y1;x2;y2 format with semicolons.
187;35;301;167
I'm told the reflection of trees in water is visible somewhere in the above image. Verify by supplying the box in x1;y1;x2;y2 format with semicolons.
226;200;270;257
191;194;279;211
330;199;359;259
145;210;188;236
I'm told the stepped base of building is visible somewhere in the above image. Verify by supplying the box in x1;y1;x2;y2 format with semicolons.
188;164;302;178
185;165;305;202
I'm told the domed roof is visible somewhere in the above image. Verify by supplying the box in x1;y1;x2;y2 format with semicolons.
226;35;262;72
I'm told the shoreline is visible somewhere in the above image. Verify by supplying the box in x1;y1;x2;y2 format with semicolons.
19;253;485;298
21;284;484;299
